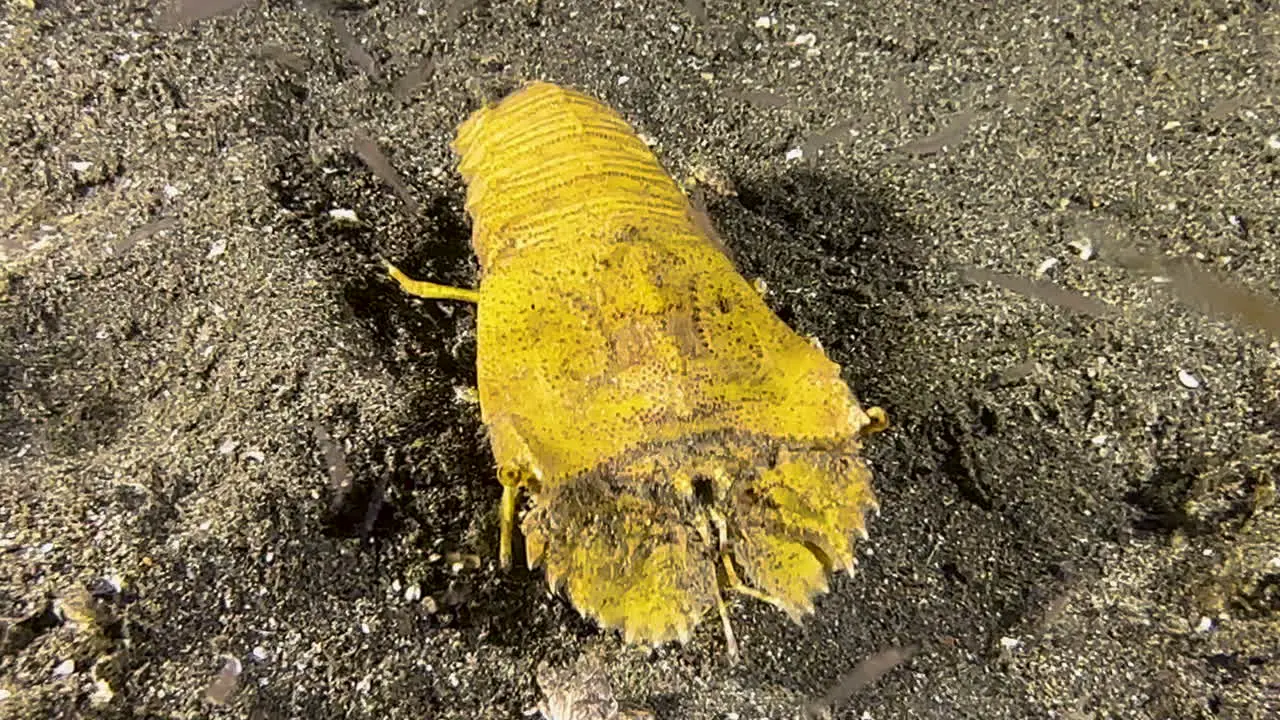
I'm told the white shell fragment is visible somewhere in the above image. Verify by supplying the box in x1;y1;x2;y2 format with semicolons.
1177;369;1201;389
1068;237;1095;260
535;657;654;720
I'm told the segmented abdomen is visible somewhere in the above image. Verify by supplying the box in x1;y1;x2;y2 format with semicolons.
452;82;697;271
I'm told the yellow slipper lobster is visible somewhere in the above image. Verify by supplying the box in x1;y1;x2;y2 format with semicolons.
388;81;887;656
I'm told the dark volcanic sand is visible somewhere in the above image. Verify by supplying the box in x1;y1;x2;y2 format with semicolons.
2;1;1278;718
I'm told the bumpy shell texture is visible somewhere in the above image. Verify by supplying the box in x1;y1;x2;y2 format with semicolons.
445;82;883;649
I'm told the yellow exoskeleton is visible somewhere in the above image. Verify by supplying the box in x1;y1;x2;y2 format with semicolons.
388;81;887;657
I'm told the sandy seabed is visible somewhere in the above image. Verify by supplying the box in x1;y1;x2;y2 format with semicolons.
1;1;1278;718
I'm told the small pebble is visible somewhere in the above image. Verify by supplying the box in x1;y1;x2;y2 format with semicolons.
1177;369;1201;389
90;678;115;705
52;659;76;678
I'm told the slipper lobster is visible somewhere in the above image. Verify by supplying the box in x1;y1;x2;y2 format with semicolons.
388;81;886;656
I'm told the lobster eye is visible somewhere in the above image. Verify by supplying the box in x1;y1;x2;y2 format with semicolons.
692;475;715;506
